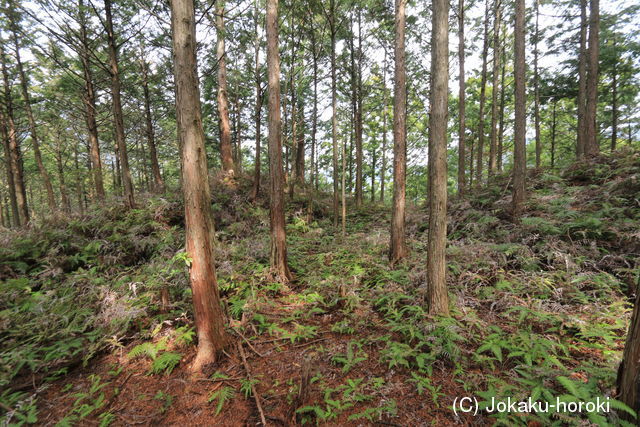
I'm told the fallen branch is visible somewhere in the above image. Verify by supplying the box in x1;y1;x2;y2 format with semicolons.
237;342;267;426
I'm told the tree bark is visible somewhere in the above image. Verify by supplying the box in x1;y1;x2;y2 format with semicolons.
1;41;29;225
9;8;56;211
215;0;235;173
140;50;164;193
488;0;501;177
1;110;19;227
266;0;292;282
533;0;542;168
475;0;490;185
380;50;388;203
457;0;466;195
104;0;135;209
330;0;339;227
617;292;640;422
576;0;588;159
354;10;363;208
497;34;506;172
551;99;557;168
54;131;71;212
427;0;450;316
610;36;618;152
170;0;228;372
251;0;262;201
584;0;600;157
512;0;527;216
389;0;407;264
310;22;319;191
78;0;105;202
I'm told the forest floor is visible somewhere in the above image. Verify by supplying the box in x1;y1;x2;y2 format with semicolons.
2;150;640;426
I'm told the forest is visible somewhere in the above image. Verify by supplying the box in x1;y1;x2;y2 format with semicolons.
1;0;640;424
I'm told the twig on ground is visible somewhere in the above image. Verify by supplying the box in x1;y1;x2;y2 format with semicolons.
237;342;268;426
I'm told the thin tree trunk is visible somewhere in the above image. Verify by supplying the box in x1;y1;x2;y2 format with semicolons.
497;34;506;172
294;99;305;186
1;42;28;225
533;0;541;168
584;0;600;157
341;127;346;237
170;0;228;372
427;0;450;316
288;18;298;199
74;144;84;215
105;0;135;208
611;37;618;152
55;132;71;212
488;0;501;177
475;0;490;185
251;0;262;201
512;0;527;216
330;0;339;227
389;0;408;264
140;50;164;193
551;99;557;168
457;0;466;195
576;0;588;158
215;0;235;172
1;111;19;227
79;0;105;202
354;10;363;208
380;50;388;203
266;0;292;282
9;11;56;211
310;25;319;191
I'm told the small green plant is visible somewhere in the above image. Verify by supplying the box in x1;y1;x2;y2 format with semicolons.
240;378;259;398
150;352;182;375
208;386;235;416
331;341;368;373
153;391;173;413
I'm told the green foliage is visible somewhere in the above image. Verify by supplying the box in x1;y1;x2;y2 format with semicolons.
208;386;235;416
331;341;368;373
150;352;182;375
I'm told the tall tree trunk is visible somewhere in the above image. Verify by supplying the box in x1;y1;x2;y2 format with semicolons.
617;292;640;422
610;37;618;152
512;0;527;216
105;0;135;209
140;51;164;193
427;0;450;316
74;144;84;215
9;10;56;211
341;127;346;237
251;0;262;201
576;0;588;159
54;132;71;212
170;0;228;372
215;0;235;173
475;0;490;185
1;42;29;225
380;50;388;203
79;0;105;201
354;10;363;208
371;144;376;202
330;0;339;227
310;24;319;191
266;0;292;282
488;0;501;177
584;0;600;157
533;0;542;168
294;99;305;186
389;0;407;264
288;18;298;199
497;34;506;172
551;99;557;168
457;0;466;195
1;111;18;227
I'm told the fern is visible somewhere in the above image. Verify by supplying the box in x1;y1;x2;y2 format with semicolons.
149;352;182;375
208;386;235;415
